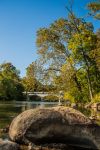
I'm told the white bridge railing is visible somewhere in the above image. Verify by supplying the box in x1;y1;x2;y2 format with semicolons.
23;91;50;95
23;91;63;103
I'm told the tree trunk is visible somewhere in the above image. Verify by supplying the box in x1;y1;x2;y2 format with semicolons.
87;67;93;101
73;73;82;92
82;51;93;101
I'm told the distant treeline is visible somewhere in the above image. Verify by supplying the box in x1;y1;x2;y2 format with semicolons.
0;62;55;100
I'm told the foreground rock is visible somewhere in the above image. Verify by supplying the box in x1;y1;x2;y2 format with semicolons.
9;106;100;149
20;143;74;150
0;139;20;150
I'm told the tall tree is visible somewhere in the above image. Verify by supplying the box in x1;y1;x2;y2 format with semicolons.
22;62;43;92
36;11;100;102
93;29;100;71
0;62;24;100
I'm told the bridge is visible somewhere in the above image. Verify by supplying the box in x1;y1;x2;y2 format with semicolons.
23;91;63;101
23;92;52;98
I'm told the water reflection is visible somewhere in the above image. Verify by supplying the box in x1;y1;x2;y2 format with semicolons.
0;101;58;129
1;101;100;131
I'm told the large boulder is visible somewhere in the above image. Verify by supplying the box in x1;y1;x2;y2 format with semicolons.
0;139;20;150
9;106;100;149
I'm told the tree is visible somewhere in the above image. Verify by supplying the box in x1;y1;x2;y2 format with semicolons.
22;62;37;92
87;0;100;20
93;29;100;71
67;20;98;100
0;62;24;100
22;62;43;92
36;10;100;103
36;18;69;76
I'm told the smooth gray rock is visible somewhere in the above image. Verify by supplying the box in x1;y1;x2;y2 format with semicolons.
0;139;20;150
9;106;100;149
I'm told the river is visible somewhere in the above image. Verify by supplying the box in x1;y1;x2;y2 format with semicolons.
0;101;59;130
1;100;100;130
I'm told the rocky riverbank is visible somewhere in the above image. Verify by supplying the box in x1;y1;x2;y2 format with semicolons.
0;106;100;150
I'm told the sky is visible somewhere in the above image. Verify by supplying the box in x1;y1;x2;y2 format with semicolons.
0;0;99;77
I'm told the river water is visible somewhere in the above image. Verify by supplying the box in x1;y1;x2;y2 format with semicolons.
0;101;59;129
1;100;100;129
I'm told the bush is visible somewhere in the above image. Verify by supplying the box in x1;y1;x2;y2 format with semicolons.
93;93;100;102
63;92;75;103
43;95;59;101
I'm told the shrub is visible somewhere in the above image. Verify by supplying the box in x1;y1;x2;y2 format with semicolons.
63;92;75;103
43;95;59;101
93;93;100;102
